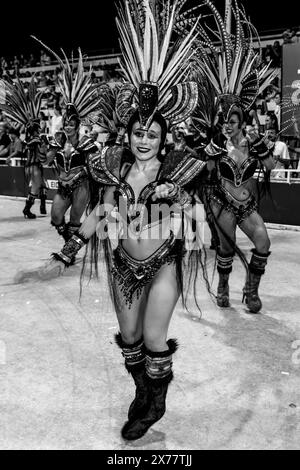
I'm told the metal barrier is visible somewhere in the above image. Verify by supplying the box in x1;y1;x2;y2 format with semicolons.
255;169;300;184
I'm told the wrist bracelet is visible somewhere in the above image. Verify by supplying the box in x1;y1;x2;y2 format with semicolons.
173;188;192;207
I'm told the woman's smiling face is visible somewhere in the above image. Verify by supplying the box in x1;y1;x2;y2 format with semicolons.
130;121;162;162
224;113;242;139
64;118;79;138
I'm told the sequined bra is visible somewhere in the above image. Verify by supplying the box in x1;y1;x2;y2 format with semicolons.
89;147;206;210
218;154;258;187
88;146;206;234
49;134;97;173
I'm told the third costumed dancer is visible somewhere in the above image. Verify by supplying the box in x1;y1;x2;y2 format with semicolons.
187;0;278;313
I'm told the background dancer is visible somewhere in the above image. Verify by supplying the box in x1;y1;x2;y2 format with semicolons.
34;41;102;242
0;77;48;218
188;0;278;313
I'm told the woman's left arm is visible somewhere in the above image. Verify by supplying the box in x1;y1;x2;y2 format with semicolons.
250;134;276;171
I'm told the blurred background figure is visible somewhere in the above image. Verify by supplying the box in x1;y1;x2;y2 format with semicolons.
89;129;102;150
6;127;23;166
49;105;63;137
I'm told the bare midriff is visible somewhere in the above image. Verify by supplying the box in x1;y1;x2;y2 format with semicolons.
222;179;252;202
58;167;86;184
121;216;175;260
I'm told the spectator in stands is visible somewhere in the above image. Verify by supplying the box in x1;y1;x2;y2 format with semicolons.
283;28;297;44
245;104;260;133
39;111;48;134
40;50;48;67
265;86;277;111
0;122;11;159
166;122;198;157
263;45;274;66
255;94;268;117
0;56;8;72
13;56;20;75
90;72;99;85
28;53;37;67
45;72;54;87
45;85;57;108
89;129;102;150
19;54;26;68
272;41;282;68
37;71;47;88
44;53;52;66
274;92;281;130
50;105;63;136
265;111;279;132
6;128;23;166
266;125;290;178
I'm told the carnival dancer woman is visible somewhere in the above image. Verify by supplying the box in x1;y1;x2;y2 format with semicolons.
33;40;102;242
36;0;209;441
0;77;48;218
190;0;278;313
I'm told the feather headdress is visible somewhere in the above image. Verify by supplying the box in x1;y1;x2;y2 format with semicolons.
81;82;133;144
31;36;100;124
82;83;127;132
115;0;199;129
184;0;279;121
0;76;43;135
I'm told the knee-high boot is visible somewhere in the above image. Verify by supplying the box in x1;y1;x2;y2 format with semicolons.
51;219;68;241
243;249;270;313
217;251;235;308
115;333;149;421
23;193;37;219
65;223;82;242
121;339;178;441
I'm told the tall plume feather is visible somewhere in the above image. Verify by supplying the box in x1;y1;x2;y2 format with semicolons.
31;36;100;119
0;76;43;127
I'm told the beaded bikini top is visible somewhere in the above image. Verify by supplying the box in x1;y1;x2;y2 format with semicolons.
48;134;97;173
88;146;206;210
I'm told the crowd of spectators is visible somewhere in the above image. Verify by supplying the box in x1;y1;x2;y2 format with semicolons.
0;34;299;177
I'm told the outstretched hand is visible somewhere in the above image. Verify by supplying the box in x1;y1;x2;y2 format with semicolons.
152;182;175;201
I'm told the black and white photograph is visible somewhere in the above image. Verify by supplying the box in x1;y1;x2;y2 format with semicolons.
0;0;299;456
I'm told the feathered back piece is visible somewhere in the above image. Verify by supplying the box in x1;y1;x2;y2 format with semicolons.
0;76;43;132
115;0;199;129
186;0;278;120
31;36;100;123
82;83;128;133
188;71;219;139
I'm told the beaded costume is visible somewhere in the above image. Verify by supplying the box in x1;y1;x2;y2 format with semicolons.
51;0;211;443
47;132;97;199
185;0;277;313
32;38;103;239
0;76;48;217
89;143;206;306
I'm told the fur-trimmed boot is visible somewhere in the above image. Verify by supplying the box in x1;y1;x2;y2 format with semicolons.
23;193;37;219
115;333;149;421
243;249;270;314
121;339;178;441
216;251;235;308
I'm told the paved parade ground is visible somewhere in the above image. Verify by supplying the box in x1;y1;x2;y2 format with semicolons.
0;196;300;450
